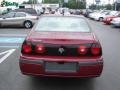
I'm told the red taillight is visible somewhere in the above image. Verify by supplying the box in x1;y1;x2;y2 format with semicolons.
78;45;88;55
22;43;32;54
91;43;101;56
35;44;45;54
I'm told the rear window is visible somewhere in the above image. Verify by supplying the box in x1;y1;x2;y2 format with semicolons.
35;16;91;32
14;8;37;15
24;9;37;14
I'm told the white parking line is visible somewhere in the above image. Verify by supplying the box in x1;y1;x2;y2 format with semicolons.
0;49;16;63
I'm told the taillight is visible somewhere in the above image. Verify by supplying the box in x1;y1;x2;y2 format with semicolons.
22;43;32;54
35;44;45;54
91;43;101;56
78;45;88;55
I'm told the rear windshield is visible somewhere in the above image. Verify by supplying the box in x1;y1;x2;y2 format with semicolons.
35;16;91;32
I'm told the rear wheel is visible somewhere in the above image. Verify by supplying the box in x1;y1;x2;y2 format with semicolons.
99;17;103;22
24;21;33;29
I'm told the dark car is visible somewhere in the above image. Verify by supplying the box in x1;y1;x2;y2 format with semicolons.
19;15;103;78
83;9;93;17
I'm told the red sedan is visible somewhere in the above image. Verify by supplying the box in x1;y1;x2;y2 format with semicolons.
103;12;120;25
19;15;103;78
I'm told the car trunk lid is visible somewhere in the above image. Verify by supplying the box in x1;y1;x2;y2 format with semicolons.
28;31;96;44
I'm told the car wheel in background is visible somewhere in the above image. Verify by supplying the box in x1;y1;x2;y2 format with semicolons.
24;21;33;29
99;17;103;22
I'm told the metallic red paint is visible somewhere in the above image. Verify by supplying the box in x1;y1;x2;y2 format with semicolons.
27;32;97;44
19;16;103;78
104;16;119;25
19;55;103;78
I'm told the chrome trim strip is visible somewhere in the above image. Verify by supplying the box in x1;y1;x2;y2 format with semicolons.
20;59;43;65
20;59;103;66
78;60;103;66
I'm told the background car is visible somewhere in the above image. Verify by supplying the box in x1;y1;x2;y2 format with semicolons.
93;11;110;21
75;9;81;15
70;9;76;14
83;9;93;17
51;9;56;14
0;12;38;28
44;9;50;14
62;8;70;15
103;11;120;25
89;10;108;20
64;10;71;15
19;15;103;78
111;17;120;27
13;8;38;16
54;10;61;15
88;10;101;19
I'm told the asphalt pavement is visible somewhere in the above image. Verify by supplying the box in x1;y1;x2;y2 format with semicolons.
0;19;120;90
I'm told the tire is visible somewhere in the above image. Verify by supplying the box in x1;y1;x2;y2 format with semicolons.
99;17;103;22
24;21;33;29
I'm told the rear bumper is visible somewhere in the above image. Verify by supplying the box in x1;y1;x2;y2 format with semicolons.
19;57;103;78
111;21;120;27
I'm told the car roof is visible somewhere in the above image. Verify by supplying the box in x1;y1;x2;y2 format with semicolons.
13;8;37;15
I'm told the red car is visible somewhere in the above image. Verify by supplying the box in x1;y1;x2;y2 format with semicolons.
19;15;103;78
103;12;120;25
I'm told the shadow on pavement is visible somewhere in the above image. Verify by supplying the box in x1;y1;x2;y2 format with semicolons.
28;77;95;90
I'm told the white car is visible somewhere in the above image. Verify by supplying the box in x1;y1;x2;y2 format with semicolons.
44;9;50;14
89;10;104;19
55;11;61;15
109;11;118;16
93;11;109;21
111;17;120;27
64;11;71;15
89;12;99;19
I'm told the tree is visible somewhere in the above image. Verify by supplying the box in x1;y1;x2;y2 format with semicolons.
105;4;112;10
89;4;112;10
1;0;6;7
63;0;86;9
43;0;86;9
89;4;97;10
43;0;62;3
22;0;38;4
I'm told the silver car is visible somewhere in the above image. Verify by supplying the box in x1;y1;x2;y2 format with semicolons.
0;12;38;28
111;17;120;27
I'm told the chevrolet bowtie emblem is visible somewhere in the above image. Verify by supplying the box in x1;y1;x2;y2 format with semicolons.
58;47;65;54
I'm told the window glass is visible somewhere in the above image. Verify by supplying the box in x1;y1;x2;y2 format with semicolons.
15;12;26;17
35;16;91;33
5;12;15;18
